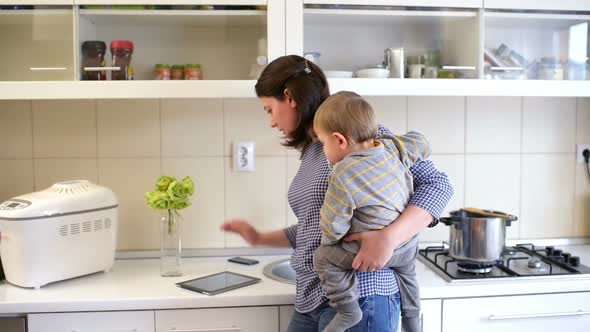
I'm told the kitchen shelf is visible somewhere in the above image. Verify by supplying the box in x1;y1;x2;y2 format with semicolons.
79;9;267;27
2;79;589;100
304;8;477;25
485;11;590;30
0;9;72;25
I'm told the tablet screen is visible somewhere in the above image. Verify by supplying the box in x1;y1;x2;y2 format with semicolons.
177;271;260;295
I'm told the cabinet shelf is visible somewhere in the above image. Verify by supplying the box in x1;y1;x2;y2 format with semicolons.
79;9;267;27
1;79;589;100
485;11;590;29
0;9;72;25
305;8;477;25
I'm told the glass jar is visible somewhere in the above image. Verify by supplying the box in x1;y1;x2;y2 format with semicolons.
81;41;107;80
537;58;564;80
110;40;134;80
184;64;202;80
171;65;185;80
154;64;171;80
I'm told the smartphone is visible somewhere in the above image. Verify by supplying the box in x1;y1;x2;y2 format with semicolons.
228;256;259;265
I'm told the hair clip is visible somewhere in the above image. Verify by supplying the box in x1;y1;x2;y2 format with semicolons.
304;60;311;74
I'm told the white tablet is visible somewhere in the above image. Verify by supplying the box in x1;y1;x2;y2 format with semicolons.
176;271;261;295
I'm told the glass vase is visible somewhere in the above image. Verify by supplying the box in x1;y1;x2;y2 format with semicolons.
160;209;182;277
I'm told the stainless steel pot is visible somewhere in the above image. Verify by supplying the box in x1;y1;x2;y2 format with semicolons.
440;210;517;264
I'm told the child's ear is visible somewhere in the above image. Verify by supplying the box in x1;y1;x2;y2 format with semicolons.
332;132;349;150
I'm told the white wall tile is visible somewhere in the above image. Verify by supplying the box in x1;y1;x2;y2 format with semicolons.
574;163;590;237
32;100;96;158
161;99;223;157
578;98;590;143
223;98;285;157
420;155;465;242
162;158;225;248
97;100;160;157
365;96;407;135
408;97;465;154
34;159;98;191
466;97;521;153
0;101;32;159
521;155;575;238
225;157;287;247
98;158;161;250
0;160;34;201
465;155;521;239
522;97;576;153
286;156;301;226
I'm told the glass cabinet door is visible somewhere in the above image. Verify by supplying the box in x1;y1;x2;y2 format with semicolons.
0;4;75;81
303;4;481;79
77;2;271;80
484;10;589;80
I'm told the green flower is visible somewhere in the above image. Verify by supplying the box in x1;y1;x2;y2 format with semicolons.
146;191;171;210
156;176;175;191
171;198;191;210
182;176;194;196
167;180;188;201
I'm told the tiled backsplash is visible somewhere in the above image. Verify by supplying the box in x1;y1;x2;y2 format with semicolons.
0;97;589;250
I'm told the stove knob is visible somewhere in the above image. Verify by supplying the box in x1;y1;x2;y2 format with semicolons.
569;256;580;267
545;246;554;255
562;252;571;262
553;249;563;257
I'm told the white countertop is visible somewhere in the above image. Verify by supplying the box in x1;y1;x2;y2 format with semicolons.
1;246;590;314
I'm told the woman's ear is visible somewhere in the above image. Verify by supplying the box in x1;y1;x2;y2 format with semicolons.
283;88;297;108
332;132;349;150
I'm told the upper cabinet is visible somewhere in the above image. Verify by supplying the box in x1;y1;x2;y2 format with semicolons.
298;3;481;79
0;2;75;81
483;8;589;81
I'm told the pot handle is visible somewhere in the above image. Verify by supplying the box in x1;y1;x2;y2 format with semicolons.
440;217;461;226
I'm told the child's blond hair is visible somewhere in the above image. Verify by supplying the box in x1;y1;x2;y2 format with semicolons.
314;91;378;143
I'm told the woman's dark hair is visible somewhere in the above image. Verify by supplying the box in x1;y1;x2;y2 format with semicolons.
255;55;329;154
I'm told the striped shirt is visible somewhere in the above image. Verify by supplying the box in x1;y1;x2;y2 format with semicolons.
321;132;430;254
285;126;454;313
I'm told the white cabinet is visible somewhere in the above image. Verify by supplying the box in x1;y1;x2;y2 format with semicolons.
28;310;155;332
279;305;295;332
155;306;279;332
442;292;590;332
420;299;441;332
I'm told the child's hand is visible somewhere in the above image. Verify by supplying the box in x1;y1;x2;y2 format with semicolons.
221;219;261;246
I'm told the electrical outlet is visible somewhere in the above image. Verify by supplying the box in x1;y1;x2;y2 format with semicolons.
233;142;255;172
577;144;590;163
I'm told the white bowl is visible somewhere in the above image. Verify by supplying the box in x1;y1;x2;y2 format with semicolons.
355;68;390;78
324;70;354;78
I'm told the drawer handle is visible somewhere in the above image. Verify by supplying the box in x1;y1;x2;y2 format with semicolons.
488;310;590;320
29;67;68;71
84;66;121;72
491;66;524;71
167;328;240;332
441;65;476;70
71;329;138;332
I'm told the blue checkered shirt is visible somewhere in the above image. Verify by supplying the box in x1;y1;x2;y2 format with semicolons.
284;126;454;313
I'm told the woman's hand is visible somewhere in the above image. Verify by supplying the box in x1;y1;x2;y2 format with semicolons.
221;219;261;246
344;230;399;271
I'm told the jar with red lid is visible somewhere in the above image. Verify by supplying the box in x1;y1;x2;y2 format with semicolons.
110;40;134;80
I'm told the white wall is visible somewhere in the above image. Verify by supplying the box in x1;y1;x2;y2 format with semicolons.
0;96;589;250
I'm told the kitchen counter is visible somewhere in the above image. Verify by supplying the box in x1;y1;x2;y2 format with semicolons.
1;245;590;314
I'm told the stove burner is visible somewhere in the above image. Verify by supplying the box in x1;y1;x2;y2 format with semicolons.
504;249;516;256
528;259;542;269
457;263;493;274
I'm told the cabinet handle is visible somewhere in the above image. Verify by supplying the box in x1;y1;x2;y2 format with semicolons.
71;329;138;332
166;328;240;332
488;310;590;320
29;67;68;71
84;66;121;72
441;66;476;70
491;66;524;71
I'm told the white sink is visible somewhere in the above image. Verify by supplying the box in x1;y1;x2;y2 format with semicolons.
263;258;296;284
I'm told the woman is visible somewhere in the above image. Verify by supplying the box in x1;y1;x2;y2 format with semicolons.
222;55;453;332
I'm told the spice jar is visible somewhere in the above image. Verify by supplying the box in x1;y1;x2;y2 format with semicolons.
154;64;171;80
81;41;107;80
184;64;202;80
110;40;134;80
171;65;185;80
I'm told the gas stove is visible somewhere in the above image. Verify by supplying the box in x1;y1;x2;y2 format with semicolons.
418;243;590;283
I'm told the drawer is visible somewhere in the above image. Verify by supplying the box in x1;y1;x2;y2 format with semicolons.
442;292;590;332
156;306;278;332
28;310;154;332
